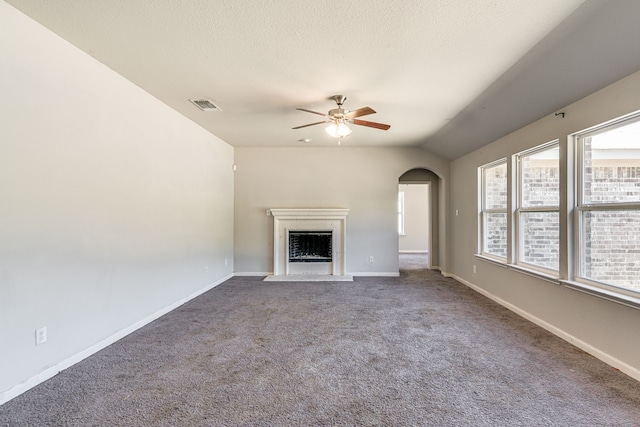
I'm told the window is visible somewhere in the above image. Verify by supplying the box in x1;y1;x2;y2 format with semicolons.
576;116;640;293
480;160;508;259
516;143;559;272
398;191;405;235
476;111;640;303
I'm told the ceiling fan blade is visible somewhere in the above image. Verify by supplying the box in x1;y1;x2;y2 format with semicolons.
292;120;329;129
352;119;391;130
296;108;327;117
345;107;376;119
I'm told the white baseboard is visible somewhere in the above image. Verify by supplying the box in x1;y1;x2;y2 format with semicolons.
234;272;401;278
233;272;271;276
352;272;400;277
0;274;232;406
450;274;640;383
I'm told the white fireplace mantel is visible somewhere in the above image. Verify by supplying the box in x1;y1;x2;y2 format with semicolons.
269;208;349;278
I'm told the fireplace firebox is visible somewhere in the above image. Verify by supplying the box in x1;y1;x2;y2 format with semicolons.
289;231;332;263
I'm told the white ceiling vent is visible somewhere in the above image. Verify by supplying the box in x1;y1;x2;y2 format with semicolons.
189;98;222;112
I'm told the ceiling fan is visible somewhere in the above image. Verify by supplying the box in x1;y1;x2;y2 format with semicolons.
293;95;390;139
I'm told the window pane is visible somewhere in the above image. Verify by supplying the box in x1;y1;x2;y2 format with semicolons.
485;213;507;258
521;147;559;208
520;211;559;270
583;120;640;204
581;210;640;292
484;163;507;209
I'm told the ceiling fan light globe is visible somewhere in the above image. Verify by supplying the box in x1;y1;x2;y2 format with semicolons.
325;122;352;138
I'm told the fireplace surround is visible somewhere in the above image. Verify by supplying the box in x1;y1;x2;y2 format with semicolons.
265;208;350;280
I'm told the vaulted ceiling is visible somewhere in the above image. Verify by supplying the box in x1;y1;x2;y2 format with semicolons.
6;0;640;160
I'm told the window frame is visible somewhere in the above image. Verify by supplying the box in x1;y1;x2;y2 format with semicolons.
515;141;560;275
479;159;508;261
574;113;640;297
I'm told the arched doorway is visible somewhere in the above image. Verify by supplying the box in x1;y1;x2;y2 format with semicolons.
398;168;441;271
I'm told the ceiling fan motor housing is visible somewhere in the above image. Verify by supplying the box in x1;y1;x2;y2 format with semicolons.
328;108;347;120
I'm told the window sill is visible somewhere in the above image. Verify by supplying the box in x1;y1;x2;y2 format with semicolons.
474;254;560;284
474;254;508;268
473;255;640;310
560;280;640;310
507;264;559;284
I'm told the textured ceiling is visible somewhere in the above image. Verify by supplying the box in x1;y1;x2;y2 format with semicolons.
6;0;640;159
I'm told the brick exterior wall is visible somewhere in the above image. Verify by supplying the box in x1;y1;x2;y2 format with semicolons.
521;156;559;270
582;139;640;290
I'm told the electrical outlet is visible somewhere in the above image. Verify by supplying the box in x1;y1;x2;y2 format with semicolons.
205;266;209;273
369;256;374;263
35;327;47;346
473;265;477;274
224;258;228;266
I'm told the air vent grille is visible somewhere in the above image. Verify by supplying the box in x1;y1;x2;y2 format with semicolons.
189;98;222;111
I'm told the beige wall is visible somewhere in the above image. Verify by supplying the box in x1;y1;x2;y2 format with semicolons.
0;3;234;401
234;147;449;275
449;69;640;380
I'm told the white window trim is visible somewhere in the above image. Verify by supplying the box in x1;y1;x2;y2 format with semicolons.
573;112;640;295
479;159;508;261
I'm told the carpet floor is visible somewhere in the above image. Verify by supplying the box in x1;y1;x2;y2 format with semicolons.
1;254;639;426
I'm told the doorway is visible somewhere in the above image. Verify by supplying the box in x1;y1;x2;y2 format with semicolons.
398;168;441;271
398;183;431;270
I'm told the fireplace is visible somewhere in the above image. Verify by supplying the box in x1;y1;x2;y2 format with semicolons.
266;208;350;280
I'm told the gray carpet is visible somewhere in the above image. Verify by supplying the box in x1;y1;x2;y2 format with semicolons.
2;254;640;426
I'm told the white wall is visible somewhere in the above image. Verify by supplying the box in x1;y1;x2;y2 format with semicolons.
0;3;235;402
399;184;430;252
449;69;640;380
234;147;449;275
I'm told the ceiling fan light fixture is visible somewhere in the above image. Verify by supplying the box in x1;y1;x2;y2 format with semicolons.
325;121;352;138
